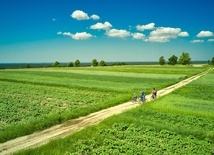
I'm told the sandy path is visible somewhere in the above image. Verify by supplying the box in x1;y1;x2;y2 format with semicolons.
0;68;212;155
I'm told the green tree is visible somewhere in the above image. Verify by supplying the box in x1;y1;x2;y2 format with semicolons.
74;59;80;67
99;60;106;66
67;62;74;67
178;52;191;65
168;55;178;65
25;64;30;68
53;61;60;67
211;57;214;65
208;60;210;65
159;56;165;65
92;59;98;66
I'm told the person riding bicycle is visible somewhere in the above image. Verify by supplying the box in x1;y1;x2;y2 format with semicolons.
151;88;157;99
140;91;146;101
132;93;137;102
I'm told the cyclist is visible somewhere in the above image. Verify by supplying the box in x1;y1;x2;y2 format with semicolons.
132;93;137;102
140;91;146;102
151;88;157;99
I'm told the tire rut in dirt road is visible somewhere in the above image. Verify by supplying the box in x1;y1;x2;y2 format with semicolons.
0;68;212;155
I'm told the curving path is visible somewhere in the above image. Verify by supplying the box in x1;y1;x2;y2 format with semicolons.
0;68;212;155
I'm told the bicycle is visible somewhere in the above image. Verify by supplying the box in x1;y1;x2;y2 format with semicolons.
132;97;137;103
150;94;157;100
138;97;146;103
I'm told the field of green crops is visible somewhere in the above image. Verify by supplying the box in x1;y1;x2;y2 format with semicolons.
0;65;208;143
14;67;214;155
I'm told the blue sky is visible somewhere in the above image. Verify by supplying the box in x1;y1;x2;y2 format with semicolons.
0;0;214;63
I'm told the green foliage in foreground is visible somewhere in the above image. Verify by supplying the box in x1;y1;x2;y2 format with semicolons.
15;69;214;154
0;66;208;142
17;122;213;155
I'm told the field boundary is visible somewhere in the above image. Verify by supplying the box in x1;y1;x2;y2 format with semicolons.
0;68;212;155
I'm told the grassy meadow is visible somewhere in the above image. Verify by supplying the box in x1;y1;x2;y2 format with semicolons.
0;66;209;143
14;67;214;155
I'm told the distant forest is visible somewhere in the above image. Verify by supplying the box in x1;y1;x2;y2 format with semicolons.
0;60;211;69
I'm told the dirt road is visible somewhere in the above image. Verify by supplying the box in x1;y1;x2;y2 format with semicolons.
0;68;212;155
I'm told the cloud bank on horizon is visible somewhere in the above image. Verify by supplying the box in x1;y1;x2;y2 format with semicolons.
57;10;214;43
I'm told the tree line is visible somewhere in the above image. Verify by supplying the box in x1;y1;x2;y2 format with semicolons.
24;52;213;68
53;60;81;67
52;59;107;67
159;52;192;65
159;52;214;65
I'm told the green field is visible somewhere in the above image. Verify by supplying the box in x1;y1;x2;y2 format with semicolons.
0;66;209;144
14;67;214;155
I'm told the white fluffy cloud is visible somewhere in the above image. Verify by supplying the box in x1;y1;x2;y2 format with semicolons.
132;33;146;40
71;10;90;20
58;31;93;40
208;38;214;42
136;23;155;31
72;32;93;40
62;32;73;37
90;22;112;30
105;29;131;38
196;31;214;38
147;27;181;42
90;14;100;20
190;39;204;43
57;31;62;35
71;10;100;21
178;31;189;37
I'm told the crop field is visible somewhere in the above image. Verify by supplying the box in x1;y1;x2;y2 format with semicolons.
0;65;207;143
14;67;214;155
